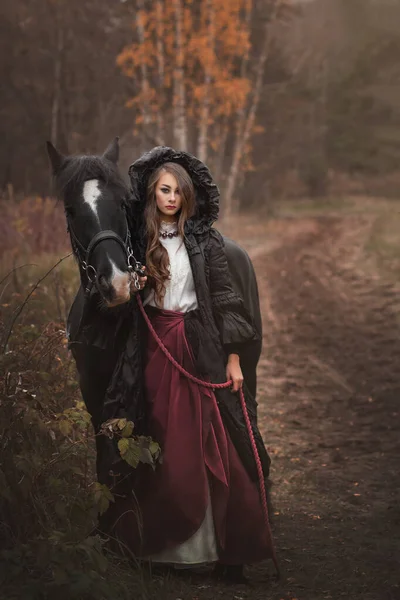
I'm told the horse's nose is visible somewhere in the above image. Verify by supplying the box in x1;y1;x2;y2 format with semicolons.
107;260;131;306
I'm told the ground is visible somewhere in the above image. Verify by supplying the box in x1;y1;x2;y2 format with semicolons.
145;200;400;600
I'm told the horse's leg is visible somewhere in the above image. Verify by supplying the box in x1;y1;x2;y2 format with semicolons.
71;344;117;482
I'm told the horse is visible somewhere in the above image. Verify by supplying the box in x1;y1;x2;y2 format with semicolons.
46;138;137;307
47;138;263;473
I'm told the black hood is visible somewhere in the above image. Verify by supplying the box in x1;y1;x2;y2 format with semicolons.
128;146;220;236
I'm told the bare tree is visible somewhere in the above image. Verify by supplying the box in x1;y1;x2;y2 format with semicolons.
224;2;279;215
173;0;188;150
155;0;166;145
197;0;215;162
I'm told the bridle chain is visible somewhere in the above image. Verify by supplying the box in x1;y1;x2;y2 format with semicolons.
66;212;144;295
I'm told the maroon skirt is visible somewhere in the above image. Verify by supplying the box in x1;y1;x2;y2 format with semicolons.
106;307;273;564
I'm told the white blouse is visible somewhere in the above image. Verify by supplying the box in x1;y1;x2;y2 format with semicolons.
144;222;198;312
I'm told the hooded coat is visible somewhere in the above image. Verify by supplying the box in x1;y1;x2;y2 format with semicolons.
67;146;270;484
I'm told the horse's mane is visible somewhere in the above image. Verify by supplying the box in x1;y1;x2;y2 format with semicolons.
56;155;129;202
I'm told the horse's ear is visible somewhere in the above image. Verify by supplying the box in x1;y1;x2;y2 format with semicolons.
103;137;120;164
46;141;65;173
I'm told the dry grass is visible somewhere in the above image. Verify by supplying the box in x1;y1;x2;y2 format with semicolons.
0;197;150;599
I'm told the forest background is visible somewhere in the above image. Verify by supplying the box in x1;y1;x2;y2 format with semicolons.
1;0;400;598
3;0;400;213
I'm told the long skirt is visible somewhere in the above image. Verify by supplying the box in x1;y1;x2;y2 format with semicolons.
106;307;273;565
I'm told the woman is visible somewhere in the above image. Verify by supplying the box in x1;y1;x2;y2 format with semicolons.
101;147;273;582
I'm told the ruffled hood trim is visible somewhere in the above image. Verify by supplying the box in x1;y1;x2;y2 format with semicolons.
128;146;220;236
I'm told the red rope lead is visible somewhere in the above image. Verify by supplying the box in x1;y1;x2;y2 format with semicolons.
136;294;279;576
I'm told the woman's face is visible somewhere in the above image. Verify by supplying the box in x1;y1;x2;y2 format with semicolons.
155;172;182;222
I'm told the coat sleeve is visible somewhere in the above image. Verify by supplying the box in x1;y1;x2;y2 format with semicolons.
207;229;257;356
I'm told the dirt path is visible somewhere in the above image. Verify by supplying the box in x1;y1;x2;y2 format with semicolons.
254;215;400;600
149;215;400;600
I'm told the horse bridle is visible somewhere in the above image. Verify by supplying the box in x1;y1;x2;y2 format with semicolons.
67;211;145;299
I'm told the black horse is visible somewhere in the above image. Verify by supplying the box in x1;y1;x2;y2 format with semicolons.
47;138;263;466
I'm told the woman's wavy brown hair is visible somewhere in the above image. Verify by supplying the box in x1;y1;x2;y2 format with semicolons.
145;162;195;306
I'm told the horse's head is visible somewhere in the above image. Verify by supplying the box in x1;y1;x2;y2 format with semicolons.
47;138;134;307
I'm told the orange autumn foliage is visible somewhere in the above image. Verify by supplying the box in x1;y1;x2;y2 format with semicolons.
117;0;253;154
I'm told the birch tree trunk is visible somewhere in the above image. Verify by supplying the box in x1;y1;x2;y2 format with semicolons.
173;0;188;150
50;26;64;146
155;0;165;145
136;0;151;149
214;117;229;183
197;0;215;162
224;3;276;216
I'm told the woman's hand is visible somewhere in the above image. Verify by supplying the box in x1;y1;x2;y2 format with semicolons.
226;353;244;392
137;274;147;290
130;266;147;292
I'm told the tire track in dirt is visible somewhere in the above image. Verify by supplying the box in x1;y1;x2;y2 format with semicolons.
252;216;400;600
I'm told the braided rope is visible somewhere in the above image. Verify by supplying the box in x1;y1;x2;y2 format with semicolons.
136;294;279;576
